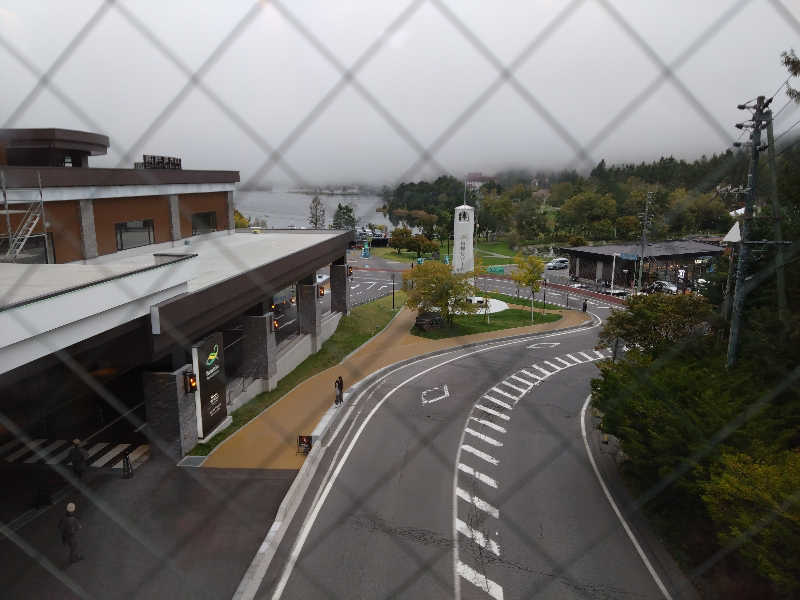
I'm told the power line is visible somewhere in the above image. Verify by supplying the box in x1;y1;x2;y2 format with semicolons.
771;96;794;121
773;116;800;143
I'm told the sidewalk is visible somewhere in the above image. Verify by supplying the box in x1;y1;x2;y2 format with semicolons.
203;306;591;470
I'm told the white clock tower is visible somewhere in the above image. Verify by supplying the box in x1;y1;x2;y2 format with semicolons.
453;204;474;274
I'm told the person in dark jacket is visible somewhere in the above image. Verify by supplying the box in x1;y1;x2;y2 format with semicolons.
59;502;83;564
67;439;88;480
582;299;588;312
337;376;344;405
334;377;342;406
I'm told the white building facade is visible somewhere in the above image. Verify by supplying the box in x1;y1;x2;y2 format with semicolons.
453;203;475;274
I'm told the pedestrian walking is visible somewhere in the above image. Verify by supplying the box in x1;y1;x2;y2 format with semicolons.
334;377;342;407
67;439;87;480
582;299;588;313
58;502;83;564
337;376;344;406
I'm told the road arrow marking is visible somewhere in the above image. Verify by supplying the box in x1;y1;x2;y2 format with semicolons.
421;384;449;405
527;342;561;349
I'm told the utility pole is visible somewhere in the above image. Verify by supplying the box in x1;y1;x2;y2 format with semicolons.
636;192;652;293
764;109;789;331
727;96;765;369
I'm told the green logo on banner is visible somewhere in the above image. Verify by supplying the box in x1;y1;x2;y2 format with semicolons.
206;344;219;367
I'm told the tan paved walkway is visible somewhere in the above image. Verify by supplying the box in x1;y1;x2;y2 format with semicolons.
203;306;591;469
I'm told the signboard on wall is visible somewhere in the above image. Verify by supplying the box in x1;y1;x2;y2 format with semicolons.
191;332;227;438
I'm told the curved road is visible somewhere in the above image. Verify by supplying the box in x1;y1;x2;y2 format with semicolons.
256;307;667;599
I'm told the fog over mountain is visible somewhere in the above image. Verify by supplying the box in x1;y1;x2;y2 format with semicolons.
2;1;798;187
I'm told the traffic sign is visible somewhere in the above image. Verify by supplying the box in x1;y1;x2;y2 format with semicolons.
487;266;505;274
620;253;638;261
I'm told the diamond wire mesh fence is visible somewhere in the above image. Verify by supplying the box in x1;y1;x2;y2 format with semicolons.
1;0;799;598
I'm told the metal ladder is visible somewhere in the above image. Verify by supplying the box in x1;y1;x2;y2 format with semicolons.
6;202;41;258
3;171;47;260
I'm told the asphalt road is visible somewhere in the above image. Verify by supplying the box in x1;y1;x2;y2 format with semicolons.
255;311;669;600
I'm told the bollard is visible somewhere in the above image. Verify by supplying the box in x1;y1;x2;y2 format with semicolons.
122;451;133;479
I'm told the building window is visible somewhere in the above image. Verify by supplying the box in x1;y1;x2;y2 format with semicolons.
115;220;155;251
191;211;217;235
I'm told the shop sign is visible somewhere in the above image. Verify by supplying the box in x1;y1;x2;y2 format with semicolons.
192;332;227;438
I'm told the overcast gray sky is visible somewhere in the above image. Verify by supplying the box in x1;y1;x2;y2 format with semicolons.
2;0;799;187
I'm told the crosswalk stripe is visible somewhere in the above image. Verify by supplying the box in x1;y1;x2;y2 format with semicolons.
484;395;513;410
6;439;45;462
532;365;551;377
543;360;562;371
458;463;499;488
47;444;74;465
490;387;517;401
457;561;504;600
464;428;503;447
554;357;572;367
91;443;130;467
456;488;500;518
498;380;526;395
566;353;583;363
519;369;541;381
475;405;510;421
456;518;500;554
24;440;67;464
461;445;499;466
594;350;606;359
0;438;23;458
579;352;594;361
112;445;149;469
469;417;506;434
509;374;534;390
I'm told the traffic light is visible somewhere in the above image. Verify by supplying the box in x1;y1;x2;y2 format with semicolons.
348;265;353;277
271;302;276;311
318;286;325;297
272;318;279;331
290;296;296;304
183;371;197;394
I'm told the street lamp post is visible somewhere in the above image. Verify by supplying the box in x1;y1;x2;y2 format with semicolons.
611;253;618;294
392;272;395;310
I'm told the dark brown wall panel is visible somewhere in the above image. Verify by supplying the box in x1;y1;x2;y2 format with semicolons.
178;192;228;237
92;195;171;256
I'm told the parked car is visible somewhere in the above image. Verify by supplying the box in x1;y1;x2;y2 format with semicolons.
606;289;630;299
415;312;445;331
645;280;677;294
545;257;569;270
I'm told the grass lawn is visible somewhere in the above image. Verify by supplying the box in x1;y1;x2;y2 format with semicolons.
475;240;516;256
482;291;562;311
371;246;428;263
475;256;514;266
189;290;407;456
411;308;561;339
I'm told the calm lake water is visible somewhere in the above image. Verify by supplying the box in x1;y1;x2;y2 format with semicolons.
235;191;393;229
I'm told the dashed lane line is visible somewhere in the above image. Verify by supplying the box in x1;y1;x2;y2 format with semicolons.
457;464;499;489
475;404;510;421
461;445;500;466
484;394;513;411
469;417;506;434
456;518;501;554
456;487;500;518
464;428;503;447
457;561;504;600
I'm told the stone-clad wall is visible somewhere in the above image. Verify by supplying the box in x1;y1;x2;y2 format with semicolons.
143;366;198;460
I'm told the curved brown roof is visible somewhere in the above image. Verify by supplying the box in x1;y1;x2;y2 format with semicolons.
0;128;109;156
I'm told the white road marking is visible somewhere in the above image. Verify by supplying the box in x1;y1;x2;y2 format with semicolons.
268;323;606;600
484;395;513;411
456;487;500;518
457;561;504;600
489;387;517;401
595;305;611;309
91;444;130;467
475;404;510;421
469;417;506;434
581;395;673;599
24;439;66;463
498;380;526;395
579;352;595;362
554;357;572;367
509;374;535;390
526;341;561;349
111;444;149;469
594;350;606;359
350;284;360;290
464;428;503;447
519;369;541;381
378;285;389;290
365;282;376;290
532;365;551;377
6;439;45;462
458;463;499;488
461;445;499;466
456;518;500;554
421;384;450;405
543;360;562;371
566;353;584;364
